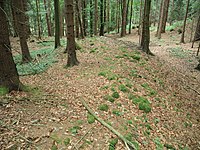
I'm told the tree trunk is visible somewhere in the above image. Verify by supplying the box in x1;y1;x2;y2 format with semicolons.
161;0;170;33
75;0;84;39
90;0;93;36
44;0;52;36
54;0;61;49
65;0;79;67
157;0;164;39
141;0;153;55
192;15;200;48
129;0;133;34
0;0;23;91
138;0;143;44
36;0;41;39
107;0;110;33
121;0;127;37
94;0;98;35
180;0;190;43
99;0;104;36
82;0;87;36
12;0;32;63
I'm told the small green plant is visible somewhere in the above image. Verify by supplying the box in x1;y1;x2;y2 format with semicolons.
63;138;70;146
112;110;122;116
87;113;95;124
124;133;139;150
99;104;109;111
125;83;132;88
104;95;115;103
118;84;129;92
139;103;151;113
154;137;164;150
100;85;109;90
90;48;97;53
128;93;136;100
132;97;151;113
129;69;138;77
109;138;118;150
69;126;81;135
112;91;120;99
0;86;9;96
98;71;107;77
141;83;149;89
131;54;141;61
50;134;62;144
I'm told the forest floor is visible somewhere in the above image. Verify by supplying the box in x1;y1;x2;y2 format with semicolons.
0;29;200;150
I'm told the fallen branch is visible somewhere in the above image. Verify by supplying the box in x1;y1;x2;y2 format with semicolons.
80;99;137;150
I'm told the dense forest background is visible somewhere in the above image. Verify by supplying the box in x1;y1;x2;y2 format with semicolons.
0;0;200;150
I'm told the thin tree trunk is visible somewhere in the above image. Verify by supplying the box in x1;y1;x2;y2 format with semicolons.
99;0;104;36
82;0;87;36
129;0;133;34
90;0;93;36
161;0;170;33
141;0;153;55
65;0;79;67
75;0;84;39
36;0;41;39
94;0;98;35
138;0;143;44
12;0;32;63
107;0;110;33
54;0;61;48
180;0;190;43
121;0;127;37
44;0;52;36
157;0;164;39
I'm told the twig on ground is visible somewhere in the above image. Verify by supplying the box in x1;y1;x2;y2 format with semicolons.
80;99;137;150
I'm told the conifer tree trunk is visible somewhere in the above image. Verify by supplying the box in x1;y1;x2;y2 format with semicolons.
65;0;79;67
36;0;41;39
157;0;164;39
121;0;127;37
0;0;23;91
12;0;32;63
141;0;153;55
94;0;98;35
54;0;61;49
99;0;104;36
75;0;84;39
129;0;133;34
107;0;110;33
161;0;170;33
180;0;190;43
90;0;93;36
44;0;52;36
82;0;87;36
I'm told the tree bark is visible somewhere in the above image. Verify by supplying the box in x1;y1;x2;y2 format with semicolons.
65;0;79;67
36;0;41;39
180;0;190;43
157;0;164;39
99;0;104;36
107;0;110;33
82;0;87;36
54;0;61;49
44;0;52;36
129;0;133;34
121;0;127;37
12;0;32;63
141;0;153;55
94;0;98;35
75;0;84;39
161;0;170;33
90;0;93;36
0;0;23;91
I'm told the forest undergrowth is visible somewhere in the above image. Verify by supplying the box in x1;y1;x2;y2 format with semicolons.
0;31;200;150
